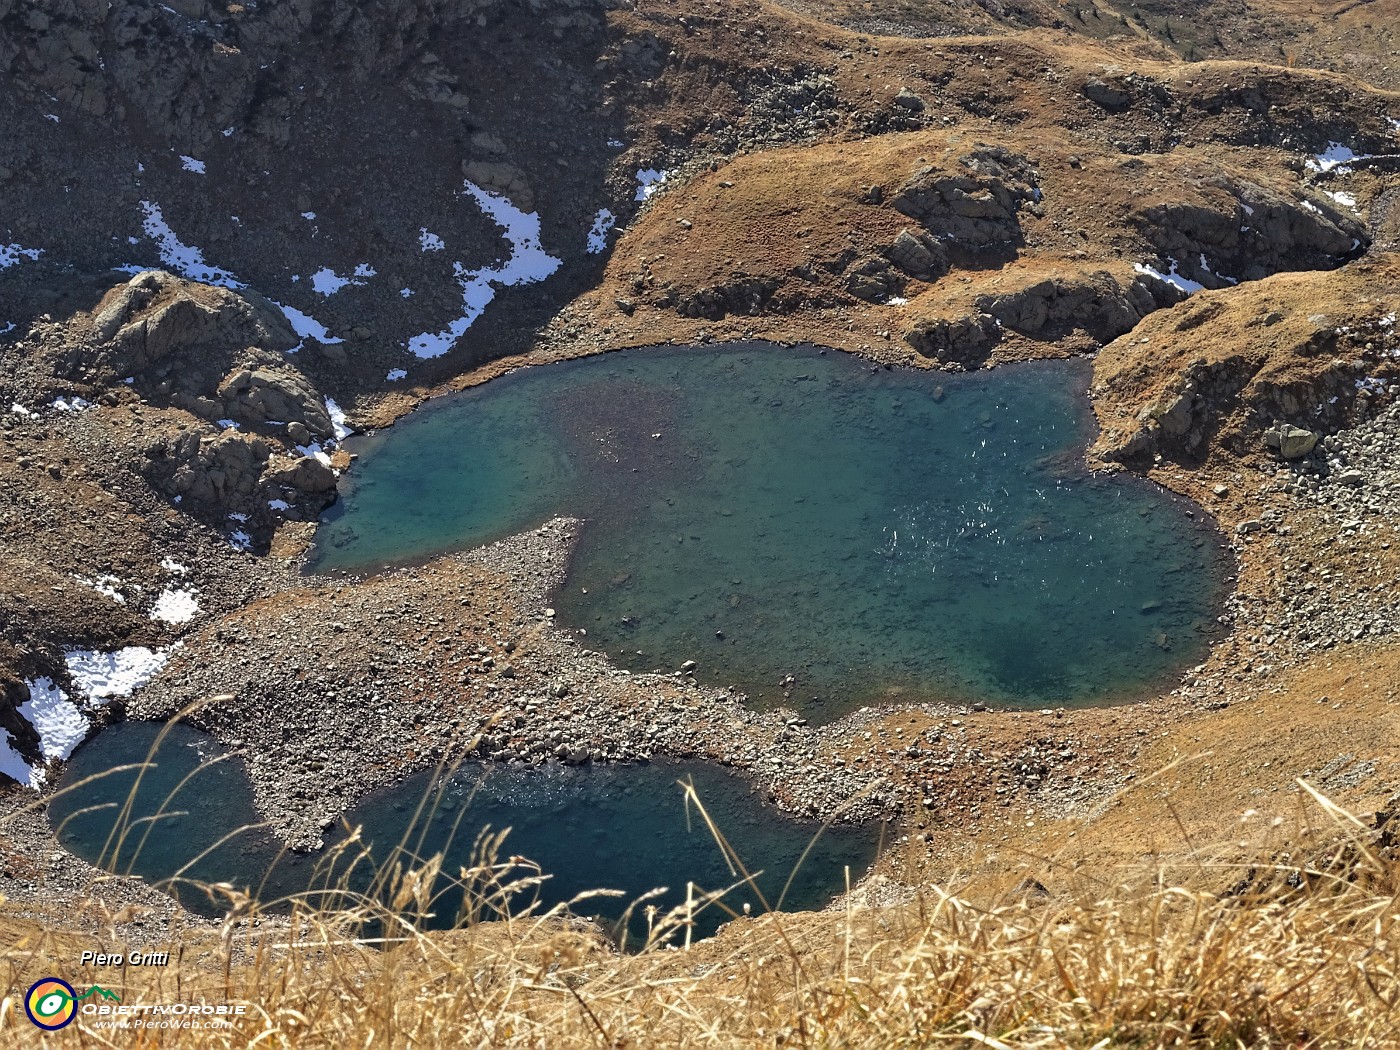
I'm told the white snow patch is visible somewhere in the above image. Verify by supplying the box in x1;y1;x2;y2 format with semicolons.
1325;189;1358;209
133;200;244;288
180;155;206;174
0;730;39;788
217;418;239;429
386;368;408;381
229;529;252;551
301;211;317;220
1197;253;1239;286
419;229;446;252
11;403;35;417
400;287;414;298
296;442;333;466
325;397;353;439
65;645;175;702
1306;143;1361;173
310;264;375;296
21;678;88;763
268;498;290;511
887;297;909;306
1;243;43;269
1135;259;1204;294
0;323;15;336
406;182;562;359
222;127;235;137
635;168;668;201
276;302;344;346
73;573;125;604
50;396;93;413
131;203;341;346
310;268;352;295
586;208;616;254
161;556;190;575
150;587;200;624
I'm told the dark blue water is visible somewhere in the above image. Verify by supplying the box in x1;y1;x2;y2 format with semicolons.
50;722;883;946
312;345;1229;719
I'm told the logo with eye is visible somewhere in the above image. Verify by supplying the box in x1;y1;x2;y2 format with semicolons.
25;978;78;1030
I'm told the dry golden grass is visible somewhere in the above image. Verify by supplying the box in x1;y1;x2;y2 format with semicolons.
2;758;1398;1048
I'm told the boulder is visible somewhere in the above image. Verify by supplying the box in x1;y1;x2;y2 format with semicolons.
1082;77;1132;111
1265;423;1320;459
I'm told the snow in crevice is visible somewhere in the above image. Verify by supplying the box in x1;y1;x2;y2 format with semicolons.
2;646;182;787
325;397;353;439
275;302;344;348
1324;189;1359;210
180;155;206;174
635;169;668;201
1305;141;1400;174
586;208;616;254
406;182;562;359
0;730;37;788
65;645;177;702
1;243;43;269
125;201;344;347
229;529;253;551
128;200;245;288
1197;253;1238;286
1135;259;1205;294
1307;143;1363;173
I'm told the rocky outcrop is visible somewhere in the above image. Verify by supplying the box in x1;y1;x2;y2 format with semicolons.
1091;260;1400;467
889;146;1040;259
885;228;949;282
65;272;335;440
673;276;783;319
902;269;1185;368
904;313;1002;367
974;270;1178;343
1131;177;1369;288
141;427;338;529
217;367;334;436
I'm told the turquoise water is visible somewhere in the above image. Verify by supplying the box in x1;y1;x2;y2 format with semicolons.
50;722;882;945
312;345;1228;719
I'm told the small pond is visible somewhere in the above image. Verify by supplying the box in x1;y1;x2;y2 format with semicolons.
50;722;883;945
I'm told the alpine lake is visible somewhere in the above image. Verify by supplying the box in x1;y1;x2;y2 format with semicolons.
55;343;1230;944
